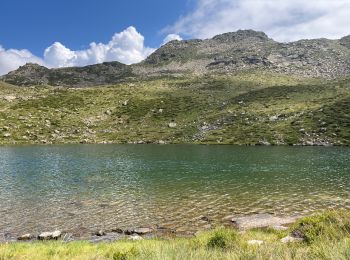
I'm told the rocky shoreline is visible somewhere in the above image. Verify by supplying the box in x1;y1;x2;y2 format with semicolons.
3;213;304;244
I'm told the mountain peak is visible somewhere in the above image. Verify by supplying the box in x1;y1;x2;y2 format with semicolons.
211;29;270;42
9;63;49;74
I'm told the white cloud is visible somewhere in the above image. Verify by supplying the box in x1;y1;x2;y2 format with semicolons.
44;42;76;68
43;26;155;68
162;34;183;45
0;46;44;75
165;0;350;42
0;26;156;75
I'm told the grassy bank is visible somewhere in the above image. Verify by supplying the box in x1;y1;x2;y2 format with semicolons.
0;71;349;146
1;210;350;259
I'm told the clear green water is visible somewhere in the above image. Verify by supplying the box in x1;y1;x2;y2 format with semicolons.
0;145;349;238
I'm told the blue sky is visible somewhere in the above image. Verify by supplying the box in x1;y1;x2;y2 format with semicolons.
0;0;349;75
0;0;191;56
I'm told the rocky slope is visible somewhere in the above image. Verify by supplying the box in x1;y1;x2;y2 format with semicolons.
1;30;350;87
138;30;350;79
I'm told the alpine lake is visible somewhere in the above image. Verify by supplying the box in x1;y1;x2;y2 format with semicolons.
0;144;349;240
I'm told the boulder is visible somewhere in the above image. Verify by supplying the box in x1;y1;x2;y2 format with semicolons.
38;232;52;240
248;240;264;245
38;230;62;240
257;140;271;146
128;234;143;241
168;122;177;128
280;236;304;243
269;115;278;121
52;230;62;239
17;234;33;241
3;95;16;102
272;225;289;231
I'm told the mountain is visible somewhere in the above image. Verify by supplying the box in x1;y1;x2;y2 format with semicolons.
138;30;350;78
1;61;134;87
1;30;350;87
0;30;349;146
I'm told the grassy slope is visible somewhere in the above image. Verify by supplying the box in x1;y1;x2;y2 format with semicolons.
0;71;349;145
1;211;350;259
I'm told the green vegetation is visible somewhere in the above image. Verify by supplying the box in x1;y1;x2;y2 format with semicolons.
0;71;349;145
2;211;350;259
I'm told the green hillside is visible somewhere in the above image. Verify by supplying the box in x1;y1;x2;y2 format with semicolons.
0;71;349;146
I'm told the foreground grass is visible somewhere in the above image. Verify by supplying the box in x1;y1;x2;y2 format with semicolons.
1;211;350;259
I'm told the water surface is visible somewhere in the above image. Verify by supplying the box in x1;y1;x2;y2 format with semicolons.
0;145;349;237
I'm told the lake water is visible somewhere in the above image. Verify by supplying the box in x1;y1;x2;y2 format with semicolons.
0;145;349;238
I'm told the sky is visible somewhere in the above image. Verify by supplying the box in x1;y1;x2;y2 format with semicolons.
0;0;349;75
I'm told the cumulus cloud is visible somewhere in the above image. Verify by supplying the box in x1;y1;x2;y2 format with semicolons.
0;26;156;75
165;0;350;42
43;26;155;68
162;34;183;45
0;46;44;75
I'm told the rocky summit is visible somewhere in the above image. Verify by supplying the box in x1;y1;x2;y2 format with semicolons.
1;30;350;87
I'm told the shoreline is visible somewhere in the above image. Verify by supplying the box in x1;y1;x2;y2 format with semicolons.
0;142;349;147
2;210;350;259
2;213;303;244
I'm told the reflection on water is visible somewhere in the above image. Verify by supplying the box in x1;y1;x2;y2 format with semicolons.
0;145;349;237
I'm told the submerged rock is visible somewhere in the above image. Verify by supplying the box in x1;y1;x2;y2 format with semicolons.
133;227;153;235
231;214;298;230
200;216;212;222
94;230;106;237
111;228;124;234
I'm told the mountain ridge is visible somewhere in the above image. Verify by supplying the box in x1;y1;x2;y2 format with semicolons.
1;29;350;87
